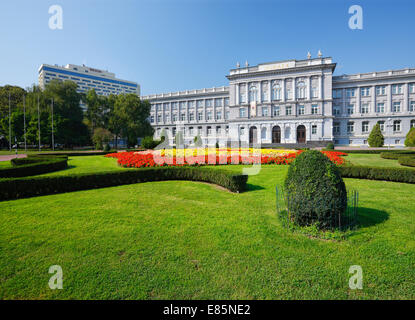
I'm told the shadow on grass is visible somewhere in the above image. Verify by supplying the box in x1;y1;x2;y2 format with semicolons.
358;207;389;228
245;183;265;192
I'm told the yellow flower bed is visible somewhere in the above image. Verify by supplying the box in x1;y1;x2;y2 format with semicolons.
154;148;297;158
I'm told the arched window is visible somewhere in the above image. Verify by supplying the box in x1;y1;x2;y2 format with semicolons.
297;81;306;99
272;82;281;100
249;85;258;102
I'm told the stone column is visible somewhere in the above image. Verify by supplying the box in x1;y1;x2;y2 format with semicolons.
356;87;361;114
371;86;376;114
268;80;272;102
236;84;240;105
258;81;262;103
307;76;312;101
319;75;323;99
404;83;409;111
282;79;286;102
203;99;207;123
292;78;296;101
388;84;392;113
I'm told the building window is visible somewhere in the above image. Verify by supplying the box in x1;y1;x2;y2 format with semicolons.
172;127;176;136
312;125;317;135
198;112;203;121
180;113;185;121
150;115;154;123
197;100;203;108
376;103;385;113
360;87;370;97
409;83;415;94
157;114;162;122
333;106;340;115
286;87;292;100
240;127;245;136
224;98;229;106
215;99;223;107
216;111;222;120
286;105;292;115
333;122;340;135
189;127;194;135
239;85;246;103
189;113;194;121
216;126;221;135
261;127;266;139
298;105;305;115
297;81;306;99
272;82;281;100
377;121;385;132
347;105;354;115
261;106;268;117
392;84;403;94
272;105;280;116
207;111;212;120
333;89;342;98
393;120;401;132
206;99;213;107
360;104;369;114
410;101;415;112
347;121;354;133
393;101;401;112
311;104;318;115
311;86;318;98
362;121;369;133
226;126;229;134
249;85;258;102
239;108;246;118
346;88;356;97
411;120;415;128
207;126;212;135
197;126;202;135
376;86;386;95
172;102;178;110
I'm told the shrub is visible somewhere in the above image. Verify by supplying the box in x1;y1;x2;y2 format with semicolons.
284;150;347;230
368;123;384;147
339;165;415;184
141;136;161;149
405;127;415;147
194;135;203;147
380;150;415;160
0;167;248;201
326;142;334;150
0;155;68;178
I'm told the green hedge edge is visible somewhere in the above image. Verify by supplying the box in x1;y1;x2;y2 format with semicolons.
0;155;68;178
0;166;248;201
339;165;415;184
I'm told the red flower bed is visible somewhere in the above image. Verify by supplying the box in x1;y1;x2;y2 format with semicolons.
105;150;347;168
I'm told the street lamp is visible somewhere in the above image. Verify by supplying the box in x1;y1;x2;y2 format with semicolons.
386;117;393;150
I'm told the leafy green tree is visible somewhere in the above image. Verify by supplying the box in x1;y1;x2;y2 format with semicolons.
113;94;153;147
43;80;89;147
92;127;112;150
405;127;415;147
368;123;384;147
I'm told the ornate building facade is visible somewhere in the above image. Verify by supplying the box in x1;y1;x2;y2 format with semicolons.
142;56;415;146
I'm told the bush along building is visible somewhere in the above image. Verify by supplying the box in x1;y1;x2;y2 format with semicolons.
142;53;415;147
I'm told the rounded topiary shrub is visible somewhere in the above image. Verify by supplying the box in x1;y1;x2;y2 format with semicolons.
284;150;347;230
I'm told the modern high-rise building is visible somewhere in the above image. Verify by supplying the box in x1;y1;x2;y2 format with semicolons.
142;55;415;147
38;63;140;96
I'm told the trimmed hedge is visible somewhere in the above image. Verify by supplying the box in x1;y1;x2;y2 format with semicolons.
398;156;415;167
339;165;415;184
0;166;248;201
0;155;68;178
38;151;115;156
380;150;415;160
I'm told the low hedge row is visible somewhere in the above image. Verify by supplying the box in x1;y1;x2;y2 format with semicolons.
380;150;415;160
339;165;415;184
39;151;115;156
0;166;248;201
0;155;68;178
398;156;415;167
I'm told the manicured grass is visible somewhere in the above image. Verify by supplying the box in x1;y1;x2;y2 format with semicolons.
0;161;11;168
1;157;414;299
345;153;415;169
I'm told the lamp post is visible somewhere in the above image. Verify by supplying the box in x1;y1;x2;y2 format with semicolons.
386;117;393;150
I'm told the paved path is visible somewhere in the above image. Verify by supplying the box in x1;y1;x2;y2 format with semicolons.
0;154;27;162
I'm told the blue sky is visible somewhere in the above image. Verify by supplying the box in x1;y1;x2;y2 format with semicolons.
0;0;414;95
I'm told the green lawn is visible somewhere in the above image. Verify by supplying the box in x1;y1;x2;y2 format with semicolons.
1;156;414;299
345;153;415;169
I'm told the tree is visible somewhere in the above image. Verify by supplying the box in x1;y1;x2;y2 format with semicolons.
92;127;112;150
368;123;384;147
405;127;415;147
43;80;89;147
113;94;153;147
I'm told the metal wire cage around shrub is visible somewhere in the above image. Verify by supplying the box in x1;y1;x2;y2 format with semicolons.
276;185;359;231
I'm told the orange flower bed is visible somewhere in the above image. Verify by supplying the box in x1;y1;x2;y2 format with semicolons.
105;149;347;168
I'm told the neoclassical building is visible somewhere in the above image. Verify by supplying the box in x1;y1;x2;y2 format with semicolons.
142;55;415;147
